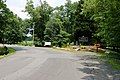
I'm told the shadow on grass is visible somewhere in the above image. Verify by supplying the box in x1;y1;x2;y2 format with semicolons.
76;55;120;80
7;46;28;51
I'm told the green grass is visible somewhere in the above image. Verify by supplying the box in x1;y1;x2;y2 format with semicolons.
18;41;33;46
99;51;120;70
8;47;15;54
0;47;15;59
108;59;120;70
0;55;4;59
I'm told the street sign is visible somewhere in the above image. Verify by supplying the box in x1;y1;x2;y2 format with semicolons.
79;37;88;42
26;33;32;37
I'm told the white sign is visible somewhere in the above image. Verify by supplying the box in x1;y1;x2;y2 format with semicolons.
26;33;32;37
44;42;51;46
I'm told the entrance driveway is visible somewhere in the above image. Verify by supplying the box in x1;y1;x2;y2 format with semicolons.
0;46;119;80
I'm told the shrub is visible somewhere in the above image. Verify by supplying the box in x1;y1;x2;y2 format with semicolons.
0;46;9;55
19;41;33;46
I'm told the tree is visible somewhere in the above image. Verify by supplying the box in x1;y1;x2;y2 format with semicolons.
73;0;95;45
57;30;70;47
83;0;120;50
0;0;8;44
44;18;62;42
25;0;53;46
44;17;70;47
0;0;24;44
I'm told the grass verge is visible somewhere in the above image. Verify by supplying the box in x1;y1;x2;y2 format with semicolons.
99;51;120;70
0;47;15;59
18;41;33;46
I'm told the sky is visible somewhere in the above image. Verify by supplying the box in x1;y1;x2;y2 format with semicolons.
5;0;79;19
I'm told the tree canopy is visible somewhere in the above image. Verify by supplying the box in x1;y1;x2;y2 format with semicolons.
83;0;120;50
1;0;119;51
0;0;24;44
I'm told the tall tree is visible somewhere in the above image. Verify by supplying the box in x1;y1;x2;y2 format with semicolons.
0;0;24;44
83;0;120;50
25;0;53;46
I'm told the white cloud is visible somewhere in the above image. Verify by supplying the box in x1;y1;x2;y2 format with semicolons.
45;0;66;7
6;0;79;19
5;0;28;19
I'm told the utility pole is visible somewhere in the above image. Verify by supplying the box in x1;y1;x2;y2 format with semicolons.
33;23;35;46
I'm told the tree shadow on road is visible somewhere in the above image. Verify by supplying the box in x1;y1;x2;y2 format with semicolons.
76;55;120;80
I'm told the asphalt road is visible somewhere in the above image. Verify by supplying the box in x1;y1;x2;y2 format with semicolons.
0;46;119;80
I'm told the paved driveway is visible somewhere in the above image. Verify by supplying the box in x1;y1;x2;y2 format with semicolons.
0;46;119;80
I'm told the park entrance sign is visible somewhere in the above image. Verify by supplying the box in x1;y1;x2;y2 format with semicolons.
79;37;88;42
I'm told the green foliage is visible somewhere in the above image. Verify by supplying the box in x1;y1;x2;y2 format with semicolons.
44;10;71;47
52;30;70;47
108;59;120;70
25;0;53;46
0;0;24;44
0;47;8;55
0;46;15;55
100;51;120;70
72;0;96;45
24;0;120;49
19;41;33;46
25;0;97;47
8;48;15;54
44;18;63;47
44;18;62;41
0;47;15;59
83;0;120;49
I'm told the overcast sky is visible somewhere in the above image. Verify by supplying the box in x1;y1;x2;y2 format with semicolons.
5;0;79;19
